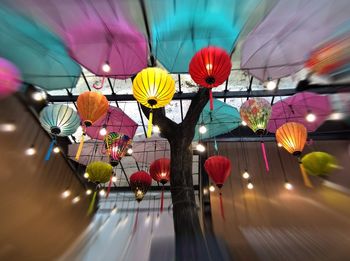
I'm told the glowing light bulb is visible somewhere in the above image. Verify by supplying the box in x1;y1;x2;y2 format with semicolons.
266;80;277;90
203;188;208;195
61;189;71;198
242;171;250;179
32;90;46;101
206;64;213;70
112;176;117;183
241;120;247;126
247;182;254;190
86;189;92;195
53;146;60;153
160;172;167;178
83;172;89;179
196;143;205;152
284;182;293;190
25;146;36;156
329;112;344;120
153;125;160;133
127;148;133;155
306;112;316;122
99;189;106;196
99;127;107;136
209;185;215;192
102;62;110;72
277;142;283;147
0;123;16;132
199;125;207;134
72;196;80;204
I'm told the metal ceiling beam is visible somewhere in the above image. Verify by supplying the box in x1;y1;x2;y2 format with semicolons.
81;71;91;91
48;84;350;103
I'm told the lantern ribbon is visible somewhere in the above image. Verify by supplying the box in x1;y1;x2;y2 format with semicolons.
92;77;105;89
147;110;153;138
160;185;164;213
219;191;225;220
105;176;113;199
209;89;214;110
299;161;313;188
261;141;270;172
75;132;85;160
45;139;55;161
87;190;97;215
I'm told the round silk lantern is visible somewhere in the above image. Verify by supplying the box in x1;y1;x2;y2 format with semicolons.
132;68;175;138
130;171;152;202
0;58;21;99
40;104;80;161
204;155;231;219
276;122;312;188
240;98;272;172
189;46;232;110
76;91;109;160
85;161;113;214
150;158;170;212
302;151;340;176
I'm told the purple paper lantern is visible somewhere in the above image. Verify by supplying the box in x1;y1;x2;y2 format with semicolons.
0;58;21;99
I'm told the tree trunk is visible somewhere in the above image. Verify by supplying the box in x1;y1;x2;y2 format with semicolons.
170;136;211;261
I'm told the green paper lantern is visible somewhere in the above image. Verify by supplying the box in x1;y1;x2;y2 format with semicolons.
86;161;113;183
301;151;340;176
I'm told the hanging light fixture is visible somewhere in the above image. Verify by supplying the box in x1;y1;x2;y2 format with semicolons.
102;61;111;73
247;180;254;190
199;124;207;134
266;79;277;90
61;189;71;198
99;125;108;136
204;156;232;219
127;148;133;155
209;184;216;192
72;196;80;204
284;181;293;190
86;189;92;195
25;145;36;156
242;170;250;179
53;146;60;153
104;132;132;167
83;172;89;179
189;46;232;110
130;171;152;202
132;67;175;138
276;122;312;187
306;111;316;122
196;143;206;152
150;158;170;212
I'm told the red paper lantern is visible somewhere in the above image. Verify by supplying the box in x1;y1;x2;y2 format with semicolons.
130;171;152;202
150;158;170;212
204;155;232;219
189;46;232;110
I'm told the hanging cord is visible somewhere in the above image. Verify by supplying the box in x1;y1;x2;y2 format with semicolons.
277;145;289;182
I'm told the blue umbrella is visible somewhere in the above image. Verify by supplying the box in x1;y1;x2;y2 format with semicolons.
0;4;81;90
194;99;241;141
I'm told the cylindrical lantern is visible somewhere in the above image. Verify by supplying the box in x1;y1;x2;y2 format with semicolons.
240;98;272;172
39;104;80;161
276;122;312;187
104;132;132;166
85;161;113;214
130;171;152;202
0;58;21;99
132;68;175;138
204;155;231;219
150;158;170;212
302;151;340;176
76;91;109;160
189;46;232;110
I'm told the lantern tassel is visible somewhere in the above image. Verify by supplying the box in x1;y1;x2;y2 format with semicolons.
209;89;214;110
147;110;153;138
160;185;164;213
92;77;105;90
219;191;225;220
299;162;313;188
261;141;270;172
75;133;85;160
105;176;113;199
45;139;55;161
87;190;97;215
132;205;139;234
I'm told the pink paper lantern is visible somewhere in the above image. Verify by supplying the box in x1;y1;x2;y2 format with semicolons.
0;58;21;99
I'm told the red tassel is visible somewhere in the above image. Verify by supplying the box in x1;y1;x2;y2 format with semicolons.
209;89;214;110
261;141;270;172
160;185;164;213
219;191;225;220
105;176;113;199
132;205;139;234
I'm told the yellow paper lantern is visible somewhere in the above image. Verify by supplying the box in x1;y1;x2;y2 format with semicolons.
132;68;175;137
276;122;312;188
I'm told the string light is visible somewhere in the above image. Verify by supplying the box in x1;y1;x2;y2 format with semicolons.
61;189;71;198
241;120;247;126
153;125;160;133
306;112;316;122
196;143;205;152
277;142;283;147
203;188;208;195
242;170;250;179
53;146;60;153
83;172;89;179
284;181;293;190
72;196;80;204
199;124;207;134
112;176;117;183
127;148;133;155
25;145;36;156
86;189;92;195
247;181;254;190
266;80;277;90
32;90;47;101
209;185;215;192
99;127;107;136
102;62;110;73
0;123;16;132
99;189;106;196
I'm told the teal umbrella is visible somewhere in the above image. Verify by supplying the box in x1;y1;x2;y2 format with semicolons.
194;99;241;141
0;4;81;90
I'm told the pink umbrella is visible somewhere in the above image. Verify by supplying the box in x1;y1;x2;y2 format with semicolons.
68;140;108;166
267;92;331;133
86;106;138;140
132;137;170;165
